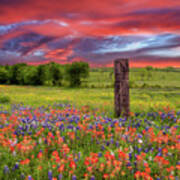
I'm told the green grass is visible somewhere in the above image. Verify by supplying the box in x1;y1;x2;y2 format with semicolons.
83;68;180;89
1;67;180;116
1;85;180;117
0;95;10;104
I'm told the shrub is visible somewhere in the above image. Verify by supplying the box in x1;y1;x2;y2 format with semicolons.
129;80;136;88
23;66;39;85
146;66;153;71
36;65;50;85
66;62;89;87
165;66;175;72
48;62;63;86
0;95;10;104
105;84;113;88
9;63;27;84
153;84;162;89
0;67;9;84
141;83;149;88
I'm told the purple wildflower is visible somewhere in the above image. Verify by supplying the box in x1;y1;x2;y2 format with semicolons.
72;175;77;180
28;175;33;180
58;174;63;180
4;165;9;174
90;176;95;180
48;170;53;180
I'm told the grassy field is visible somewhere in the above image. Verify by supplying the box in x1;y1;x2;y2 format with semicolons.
1;95;179;180
0;67;180;180
85;68;180;89
0;67;180;116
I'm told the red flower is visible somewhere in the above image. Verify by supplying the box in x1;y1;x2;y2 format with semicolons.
58;164;65;172
84;158;90;166
69;161;76;169
176;164;180;170
134;171;141;179
20;159;30;165
87;166;93;172
37;152;43;159
103;174;109;179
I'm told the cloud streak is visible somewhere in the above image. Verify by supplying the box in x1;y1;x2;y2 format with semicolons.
0;0;180;66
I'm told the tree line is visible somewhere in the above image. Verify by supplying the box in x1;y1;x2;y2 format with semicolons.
0;62;89;87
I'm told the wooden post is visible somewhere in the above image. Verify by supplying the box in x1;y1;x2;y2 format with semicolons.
114;59;129;118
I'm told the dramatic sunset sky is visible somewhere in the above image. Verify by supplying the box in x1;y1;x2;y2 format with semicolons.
0;0;180;67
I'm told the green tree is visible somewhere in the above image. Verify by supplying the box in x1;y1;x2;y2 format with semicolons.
36;64;52;85
66;62;89;87
0;67;9;84
9;63;27;84
48;62;63;86
165;66;174;72
23;66;39;85
139;68;146;81
146;66;153;71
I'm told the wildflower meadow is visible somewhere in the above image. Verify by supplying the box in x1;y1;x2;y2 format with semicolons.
0;104;179;180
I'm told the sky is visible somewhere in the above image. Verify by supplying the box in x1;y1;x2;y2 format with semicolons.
0;0;180;67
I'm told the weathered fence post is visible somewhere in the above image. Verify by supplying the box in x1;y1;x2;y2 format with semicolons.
114;59;129;118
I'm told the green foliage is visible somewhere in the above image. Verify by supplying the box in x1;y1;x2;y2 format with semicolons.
164;66;175;72
37;63;63;86
0;67;9;84
66;62;89;87
48;62;63;86
36;64;51;85
0;62;65;86
22;66;39;85
9;63;27;84
129;80;137;88
146;66;153;71
0;63;179;90
0;95;10;104
141;82;149;88
0;62;90;87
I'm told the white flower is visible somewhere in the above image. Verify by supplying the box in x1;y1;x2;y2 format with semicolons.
149;156;152;161
130;146;133;152
13;151;16;156
110;151;114;156
39;138;42;144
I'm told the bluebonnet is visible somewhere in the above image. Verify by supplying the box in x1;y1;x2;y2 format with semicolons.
4;165;9;174
101;145;105;151
72;175;77;180
106;141;110;146
48;170;53;180
129;153;132;160
116;141;119;147
14;162;19;169
58;174;63;180
98;152;102;157
21;173;25;179
28;175;33;180
90;176;95;180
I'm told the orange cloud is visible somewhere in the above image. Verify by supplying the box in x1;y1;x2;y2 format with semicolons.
45;47;74;61
0;0;180;67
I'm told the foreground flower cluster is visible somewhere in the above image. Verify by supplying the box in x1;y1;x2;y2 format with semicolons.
0;104;180;180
